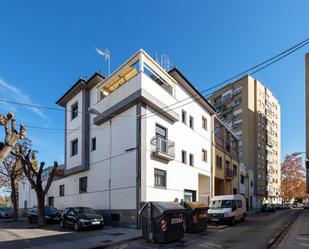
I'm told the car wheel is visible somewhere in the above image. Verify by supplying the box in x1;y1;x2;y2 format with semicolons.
241;214;246;222
230;217;236;226
74;222;79;231
60;220;65;228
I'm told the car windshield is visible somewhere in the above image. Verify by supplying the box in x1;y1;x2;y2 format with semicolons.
210;200;233;209
74;207;97;214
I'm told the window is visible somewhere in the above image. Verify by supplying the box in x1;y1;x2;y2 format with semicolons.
182;110;187;124
71;139;78;156
182;150;187;164
143;63;173;95
79;177;88;193
154;169;166;188
189;154;194;166
71;102;78;120
240;175;245;184
155;124;168;153
91;137;96;151
236;200;242;208
184;190;196;202
202;116;207;130
234;98;242;106
189;116;194;129
233;165;237;177
216;155;222;168
202;149;207;162
59;184;65;197
48;196;54;207
156;124;167;138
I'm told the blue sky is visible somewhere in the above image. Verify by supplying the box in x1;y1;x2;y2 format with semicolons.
0;0;308;166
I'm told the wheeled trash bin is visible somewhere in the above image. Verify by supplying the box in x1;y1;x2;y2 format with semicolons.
182;201;208;233
139;202;186;243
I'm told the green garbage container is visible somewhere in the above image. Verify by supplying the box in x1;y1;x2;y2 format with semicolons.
182;201;208;233
139;202;186;243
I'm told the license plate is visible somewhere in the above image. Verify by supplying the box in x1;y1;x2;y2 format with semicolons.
171;218;182;224
54;217;60;220
211;218;219;221
92;221;100;225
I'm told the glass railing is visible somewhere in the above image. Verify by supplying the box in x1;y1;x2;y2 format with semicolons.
151;136;175;158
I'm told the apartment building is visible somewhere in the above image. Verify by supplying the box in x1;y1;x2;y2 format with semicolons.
19;49;216;227
209;75;281;209
305;53;309;193
212;116;239;196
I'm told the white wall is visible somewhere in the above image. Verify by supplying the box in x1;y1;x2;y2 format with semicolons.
142;75;212;203
66;91;83;170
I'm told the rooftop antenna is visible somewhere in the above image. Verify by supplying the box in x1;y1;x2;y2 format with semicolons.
95;47;111;76
154;52;173;71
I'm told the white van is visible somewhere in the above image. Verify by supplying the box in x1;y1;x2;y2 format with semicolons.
208;195;246;225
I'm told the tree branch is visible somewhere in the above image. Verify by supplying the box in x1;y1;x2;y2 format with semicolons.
44;161;58;195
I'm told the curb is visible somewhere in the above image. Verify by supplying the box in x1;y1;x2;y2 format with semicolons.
267;211;301;248
91;236;143;249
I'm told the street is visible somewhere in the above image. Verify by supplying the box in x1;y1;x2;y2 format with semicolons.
109;209;301;249
0;208;306;249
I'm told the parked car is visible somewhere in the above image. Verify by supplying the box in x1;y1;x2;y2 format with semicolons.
28;206;62;224
261;203;276;212
0;207;13;218
275;204;283;210
303;203;309;209
208;195;247;226
60;207;104;231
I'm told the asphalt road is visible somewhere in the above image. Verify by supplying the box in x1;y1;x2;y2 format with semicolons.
110;209;300;249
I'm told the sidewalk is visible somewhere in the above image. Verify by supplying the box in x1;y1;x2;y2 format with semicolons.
0;218;142;249
26;227;142;249
276;210;309;249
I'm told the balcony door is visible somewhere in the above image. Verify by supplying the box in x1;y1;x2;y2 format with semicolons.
155;124;167;153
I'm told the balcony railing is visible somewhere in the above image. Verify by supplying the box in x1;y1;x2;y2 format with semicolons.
151;136;175;161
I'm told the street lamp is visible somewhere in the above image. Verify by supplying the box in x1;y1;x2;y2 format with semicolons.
292;152;309;193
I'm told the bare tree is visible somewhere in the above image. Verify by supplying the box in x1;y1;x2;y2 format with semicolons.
0;113;26;164
0;155;23;221
13;144;58;226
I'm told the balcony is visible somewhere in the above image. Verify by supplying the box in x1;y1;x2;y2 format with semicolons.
151;136;175;161
225;167;234;180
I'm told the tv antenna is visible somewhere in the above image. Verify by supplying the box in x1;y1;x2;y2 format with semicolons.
154;52;173;71
95;47;111;76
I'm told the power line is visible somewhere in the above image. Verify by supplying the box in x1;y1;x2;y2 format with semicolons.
2;38;309;131
0;99;136;118
141;38;309;119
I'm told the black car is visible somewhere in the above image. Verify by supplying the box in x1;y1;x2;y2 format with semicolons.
28;206;62;224
60;207;104;231
261;203;276;212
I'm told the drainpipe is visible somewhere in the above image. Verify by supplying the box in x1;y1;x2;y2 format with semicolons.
109;120;112;223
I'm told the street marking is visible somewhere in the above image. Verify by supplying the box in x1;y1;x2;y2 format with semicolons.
198;242;223;248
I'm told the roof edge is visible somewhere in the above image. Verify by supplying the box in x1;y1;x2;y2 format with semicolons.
168;67;217;113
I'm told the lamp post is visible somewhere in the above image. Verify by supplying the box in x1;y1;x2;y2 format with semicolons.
291;152;309;193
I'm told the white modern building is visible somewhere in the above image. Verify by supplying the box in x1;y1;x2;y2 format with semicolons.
19;49;216;227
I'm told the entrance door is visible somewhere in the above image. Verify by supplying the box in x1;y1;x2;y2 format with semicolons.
184;190;196;202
